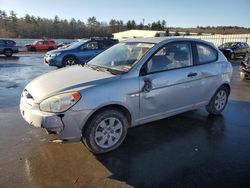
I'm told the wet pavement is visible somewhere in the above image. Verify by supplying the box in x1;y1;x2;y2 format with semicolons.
0;54;250;188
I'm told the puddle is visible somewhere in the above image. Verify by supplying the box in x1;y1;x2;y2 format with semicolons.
0;80;19;89
0;64;31;68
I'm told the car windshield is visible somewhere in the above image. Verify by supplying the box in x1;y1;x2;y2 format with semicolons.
219;43;237;48
33;40;39;44
87;42;154;74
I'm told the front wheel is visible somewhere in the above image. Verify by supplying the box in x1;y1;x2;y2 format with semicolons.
206;86;229;115
4;49;13;57
82;108;128;154
63;56;77;67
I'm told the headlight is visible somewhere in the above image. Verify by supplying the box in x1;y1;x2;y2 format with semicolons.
40;92;81;113
50;52;61;57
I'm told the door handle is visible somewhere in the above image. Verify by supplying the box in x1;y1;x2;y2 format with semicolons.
142;79;152;93
187;72;198;77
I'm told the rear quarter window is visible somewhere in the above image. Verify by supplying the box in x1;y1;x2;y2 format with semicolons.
196;43;218;64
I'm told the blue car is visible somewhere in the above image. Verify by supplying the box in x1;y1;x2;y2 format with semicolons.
0;39;19;57
44;38;118;67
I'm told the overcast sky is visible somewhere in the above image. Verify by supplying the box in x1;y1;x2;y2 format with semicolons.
0;0;249;27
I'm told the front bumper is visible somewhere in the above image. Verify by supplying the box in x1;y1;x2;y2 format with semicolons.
44;56;63;67
20;98;93;141
20;101;64;133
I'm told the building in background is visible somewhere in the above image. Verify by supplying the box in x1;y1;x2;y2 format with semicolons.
112;29;199;40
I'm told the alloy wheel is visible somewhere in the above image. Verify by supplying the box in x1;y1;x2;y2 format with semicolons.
94;117;123;149
214;90;227;111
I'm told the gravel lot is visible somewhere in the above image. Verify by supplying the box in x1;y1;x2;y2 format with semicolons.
0;53;250;188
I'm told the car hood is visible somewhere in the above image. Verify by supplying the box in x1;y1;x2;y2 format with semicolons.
46;48;69;54
25;66;119;103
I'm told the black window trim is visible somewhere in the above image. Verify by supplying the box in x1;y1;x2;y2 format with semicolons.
140;41;194;76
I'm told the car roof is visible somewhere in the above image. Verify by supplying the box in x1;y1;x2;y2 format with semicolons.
123;37;211;44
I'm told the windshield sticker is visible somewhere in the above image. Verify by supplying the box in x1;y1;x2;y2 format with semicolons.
122;66;131;72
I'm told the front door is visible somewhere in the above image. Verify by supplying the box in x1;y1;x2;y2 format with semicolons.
139;42;202;122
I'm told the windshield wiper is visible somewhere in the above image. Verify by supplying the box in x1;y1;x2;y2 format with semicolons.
84;64;117;75
96;66;117;75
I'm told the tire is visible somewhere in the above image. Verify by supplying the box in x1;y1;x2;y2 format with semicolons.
30;47;36;52
82;108;128;154
63;56;78;66
4;49;13;57
48;47;54;51
230;53;235;60
206;86;229;115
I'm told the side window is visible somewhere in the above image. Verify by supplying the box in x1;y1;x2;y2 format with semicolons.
81;42;99;50
43;41;49;45
99;42;110;49
37;41;43;45
98;42;106;49
196;44;217;64
145;43;192;74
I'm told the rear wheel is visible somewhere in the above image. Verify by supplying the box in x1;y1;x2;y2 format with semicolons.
82;108;128;154
63;56;77;66
4;49;13;57
206;86;229;115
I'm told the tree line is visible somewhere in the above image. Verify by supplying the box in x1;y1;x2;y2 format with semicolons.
0;10;167;38
0;9;249;38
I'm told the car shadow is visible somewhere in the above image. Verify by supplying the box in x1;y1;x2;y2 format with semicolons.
95;110;225;187
0;56;20;61
23;100;250;187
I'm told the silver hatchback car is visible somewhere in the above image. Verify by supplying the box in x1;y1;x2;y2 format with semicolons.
20;38;232;154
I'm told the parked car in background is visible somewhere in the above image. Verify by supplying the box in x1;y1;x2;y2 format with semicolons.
218;42;249;60
0;39;19;57
240;53;250;79
20;38;232;154
44;38;118;67
25;39;57;51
